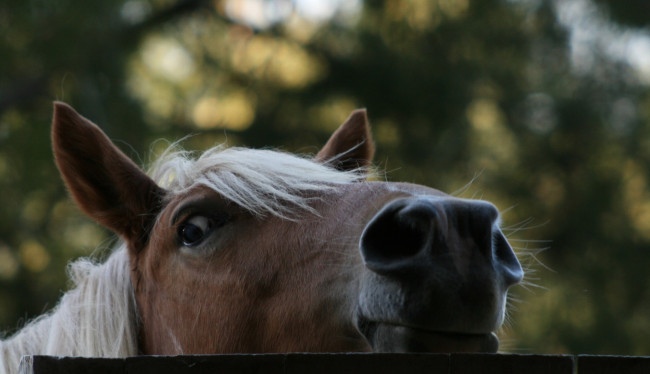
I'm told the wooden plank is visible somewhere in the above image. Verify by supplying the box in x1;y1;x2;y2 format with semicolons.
21;354;449;374
578;355;650;374
284;353;449;374
21;353;650;374
20;356;125;374
20;355;287;374
450;353;574;374
125;354;285;374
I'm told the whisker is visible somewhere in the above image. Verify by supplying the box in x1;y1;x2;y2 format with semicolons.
498;205;520;217
502;220;550;234
508;238;552;243
451;170;484;197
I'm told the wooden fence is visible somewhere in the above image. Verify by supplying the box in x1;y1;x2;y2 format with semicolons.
19;353;650;374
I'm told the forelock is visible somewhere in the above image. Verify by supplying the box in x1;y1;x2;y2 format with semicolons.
148;144;367;218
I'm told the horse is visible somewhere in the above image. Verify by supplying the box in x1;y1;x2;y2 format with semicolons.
0;102;523;373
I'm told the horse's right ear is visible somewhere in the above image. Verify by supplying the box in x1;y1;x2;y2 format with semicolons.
315;109;375;172
52;102;164;251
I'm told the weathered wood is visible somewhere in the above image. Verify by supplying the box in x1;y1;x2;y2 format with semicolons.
127;354;285;374
19;356;124;374
17;353;650;374
450;353;574;374
578;355;650;374
19;354;447;374
284;353;448;374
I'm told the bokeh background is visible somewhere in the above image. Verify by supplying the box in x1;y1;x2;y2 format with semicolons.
1;0;650;355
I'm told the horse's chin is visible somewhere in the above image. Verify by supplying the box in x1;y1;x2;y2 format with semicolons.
360;321;499;353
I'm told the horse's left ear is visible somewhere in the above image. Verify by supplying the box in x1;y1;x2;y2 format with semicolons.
315;109;375;171
52;102;165;251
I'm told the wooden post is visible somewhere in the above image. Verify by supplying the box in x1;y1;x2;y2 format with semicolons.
18;353;650;374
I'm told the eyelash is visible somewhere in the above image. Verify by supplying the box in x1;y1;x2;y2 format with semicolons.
177;214;229;247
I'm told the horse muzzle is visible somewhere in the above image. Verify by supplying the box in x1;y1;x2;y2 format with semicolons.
355;197;524;353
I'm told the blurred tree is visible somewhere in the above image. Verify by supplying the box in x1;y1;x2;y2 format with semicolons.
1;0;649;355
593;0;650;27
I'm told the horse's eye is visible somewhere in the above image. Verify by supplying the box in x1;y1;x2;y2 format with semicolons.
178;215;214;247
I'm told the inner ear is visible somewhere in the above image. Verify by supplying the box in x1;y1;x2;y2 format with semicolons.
315;109;375;172
52;102;165;251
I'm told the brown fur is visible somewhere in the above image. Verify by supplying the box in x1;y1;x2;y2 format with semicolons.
137;186;371;353
52;103;387;353
52;103;164;252
315;109;375;171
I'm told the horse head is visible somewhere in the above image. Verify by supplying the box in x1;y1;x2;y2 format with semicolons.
51;102;523;354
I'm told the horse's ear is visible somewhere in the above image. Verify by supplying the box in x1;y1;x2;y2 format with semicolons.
315;109;375;171
52;102;164;251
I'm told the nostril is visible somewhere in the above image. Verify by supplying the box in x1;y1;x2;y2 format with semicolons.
360;199;438;273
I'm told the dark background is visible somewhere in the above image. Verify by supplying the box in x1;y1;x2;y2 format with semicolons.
1;0;649;354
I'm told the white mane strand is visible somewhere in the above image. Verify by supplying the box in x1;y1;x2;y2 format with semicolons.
0;248;137;374
151;145;365;219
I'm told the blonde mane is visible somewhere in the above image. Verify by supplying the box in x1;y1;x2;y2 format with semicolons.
150;144;366;218
0;144;364;373
0;247;137;374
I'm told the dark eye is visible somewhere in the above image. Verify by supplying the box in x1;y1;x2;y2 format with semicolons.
178;215;220;247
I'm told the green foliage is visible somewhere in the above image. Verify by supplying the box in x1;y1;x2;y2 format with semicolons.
1;0;649;354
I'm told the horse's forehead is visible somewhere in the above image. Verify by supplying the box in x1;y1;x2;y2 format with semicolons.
295;182;451;225
158;182;450;217
380;181;449;196
341;181;449;203
163;187;223;212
